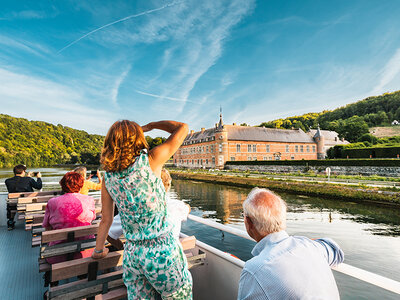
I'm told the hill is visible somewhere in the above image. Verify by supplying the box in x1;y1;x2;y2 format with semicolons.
259;90;400;143
0;114;166;168
370;126;400;138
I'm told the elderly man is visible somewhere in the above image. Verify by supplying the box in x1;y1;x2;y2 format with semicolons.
238;188;344;300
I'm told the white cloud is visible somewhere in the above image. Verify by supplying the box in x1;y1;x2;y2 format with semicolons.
372;48;400;94
0;35;50;57
111;65;131;104
0;67;116;134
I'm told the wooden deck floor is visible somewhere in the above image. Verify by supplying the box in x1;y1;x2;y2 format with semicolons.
0;220;45;300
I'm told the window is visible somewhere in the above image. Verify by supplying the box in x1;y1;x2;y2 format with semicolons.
212;157;215;164
291;155;295;160
231;157;235;161
286;145;289;152
266;145;270;152
248;144;252;152
236;144;241;152
263;156;267;160
295;145;299;152
247;156;252;161
306;145;310;152
219;144;223;152
253;157;257;161
300;145;304;152
312;145;316;152
206;159;208;164
253;145;257;152
206;146;209;153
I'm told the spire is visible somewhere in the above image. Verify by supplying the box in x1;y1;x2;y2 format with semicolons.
217;106;224;130
314;124;322;138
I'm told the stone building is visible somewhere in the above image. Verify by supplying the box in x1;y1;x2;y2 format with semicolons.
173;115;346;168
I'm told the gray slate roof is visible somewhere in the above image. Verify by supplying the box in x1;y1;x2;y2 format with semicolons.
308;129;349;144
225;125;315;143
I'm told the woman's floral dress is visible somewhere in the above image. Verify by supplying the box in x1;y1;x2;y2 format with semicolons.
104;150;192;299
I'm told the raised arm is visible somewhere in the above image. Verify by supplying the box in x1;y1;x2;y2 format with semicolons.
314;238;344;266
142;120;188;175
92;180;114;259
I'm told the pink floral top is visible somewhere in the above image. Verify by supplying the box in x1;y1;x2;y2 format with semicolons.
43;193;96;264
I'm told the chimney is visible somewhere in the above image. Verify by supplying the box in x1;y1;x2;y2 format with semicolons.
201;128;205;132
233;123;237;126
190;130;194;134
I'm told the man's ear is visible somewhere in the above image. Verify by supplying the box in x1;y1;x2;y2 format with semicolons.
245;215;254;230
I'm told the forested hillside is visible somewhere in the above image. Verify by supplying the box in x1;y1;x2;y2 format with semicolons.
259;90;400;142
0;114;166;168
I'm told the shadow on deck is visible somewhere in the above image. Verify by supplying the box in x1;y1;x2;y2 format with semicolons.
0;220;45;300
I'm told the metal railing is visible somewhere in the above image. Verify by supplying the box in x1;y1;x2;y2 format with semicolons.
187;214;400;295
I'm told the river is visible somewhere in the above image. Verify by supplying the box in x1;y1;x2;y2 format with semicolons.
1;168;399;299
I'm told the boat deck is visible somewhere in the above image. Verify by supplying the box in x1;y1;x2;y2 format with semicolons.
0;220;45;300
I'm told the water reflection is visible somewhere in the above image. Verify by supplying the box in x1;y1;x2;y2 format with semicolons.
171;179;400;237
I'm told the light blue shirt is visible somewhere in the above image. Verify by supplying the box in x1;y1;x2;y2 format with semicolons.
237;231;344;300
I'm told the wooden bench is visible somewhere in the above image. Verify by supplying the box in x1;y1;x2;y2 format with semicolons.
7;190;62;202
44;235;204;300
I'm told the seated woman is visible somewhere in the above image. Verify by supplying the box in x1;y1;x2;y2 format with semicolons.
73;166;102;195
43;171;96;264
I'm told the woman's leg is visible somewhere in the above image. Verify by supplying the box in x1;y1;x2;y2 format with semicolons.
123;242;160;300
142;237;193;300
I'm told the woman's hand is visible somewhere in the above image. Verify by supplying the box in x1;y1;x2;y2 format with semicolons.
91;247;109;259
141;123;153;132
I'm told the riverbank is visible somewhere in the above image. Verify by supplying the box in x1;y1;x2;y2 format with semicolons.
170;170;400;207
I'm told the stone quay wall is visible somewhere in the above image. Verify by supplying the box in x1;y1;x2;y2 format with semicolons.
225;164;400;177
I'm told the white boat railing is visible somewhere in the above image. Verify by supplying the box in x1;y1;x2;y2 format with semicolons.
187;214;400;295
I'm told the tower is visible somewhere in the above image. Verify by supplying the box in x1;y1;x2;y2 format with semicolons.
214;108;228;168
314;125;325;159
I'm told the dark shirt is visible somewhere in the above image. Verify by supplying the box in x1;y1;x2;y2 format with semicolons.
5;176;42;193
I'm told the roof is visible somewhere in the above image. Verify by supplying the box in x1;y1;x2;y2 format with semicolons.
184;125;316;144
308;129;349;143
226;126;315;143
183;128;217;144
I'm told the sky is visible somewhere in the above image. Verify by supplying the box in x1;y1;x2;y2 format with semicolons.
1;0;400;136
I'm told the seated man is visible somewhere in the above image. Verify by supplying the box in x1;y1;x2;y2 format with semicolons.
5;164;42;230
238;188;344;300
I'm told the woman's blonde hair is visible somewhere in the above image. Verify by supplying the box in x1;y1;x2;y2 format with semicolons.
101;120;148;172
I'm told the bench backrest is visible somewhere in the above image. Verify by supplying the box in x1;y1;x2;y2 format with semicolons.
41;224;99;244
8;190;62;199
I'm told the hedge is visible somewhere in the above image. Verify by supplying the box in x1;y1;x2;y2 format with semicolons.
225;158;400;167
343;147;400;159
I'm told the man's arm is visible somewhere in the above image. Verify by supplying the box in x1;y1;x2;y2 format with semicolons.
30;174;42;190
315;238;344;266
237;269;267;300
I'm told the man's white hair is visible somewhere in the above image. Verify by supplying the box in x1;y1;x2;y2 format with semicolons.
243;187;287;235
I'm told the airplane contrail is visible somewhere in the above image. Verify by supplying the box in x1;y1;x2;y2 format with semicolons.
57;1;184;54
135;90;198;104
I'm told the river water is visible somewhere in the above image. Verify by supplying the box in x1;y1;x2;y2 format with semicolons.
1;168;399;299
170;179;400;300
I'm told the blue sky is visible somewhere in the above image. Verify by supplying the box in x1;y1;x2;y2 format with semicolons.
1;0;400;136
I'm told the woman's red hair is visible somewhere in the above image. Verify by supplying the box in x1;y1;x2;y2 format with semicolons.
60;171;84;193
101;120;148;172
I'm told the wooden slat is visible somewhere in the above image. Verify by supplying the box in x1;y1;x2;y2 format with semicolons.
41;239;96;258
23;202;47;212
49;270;124;300
51;251;124;282
180;236;196;251
8;190;62;199
18;195;54;205
32;236;41;247
42;224;99;244
96;287;127;300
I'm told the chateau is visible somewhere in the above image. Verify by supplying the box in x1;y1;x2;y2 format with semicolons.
173;115;347;169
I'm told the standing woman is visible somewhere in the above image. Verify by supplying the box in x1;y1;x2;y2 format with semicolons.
93;120;192;299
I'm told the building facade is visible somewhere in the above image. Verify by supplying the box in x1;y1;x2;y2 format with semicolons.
173;115;346;168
